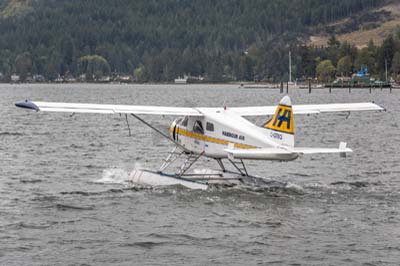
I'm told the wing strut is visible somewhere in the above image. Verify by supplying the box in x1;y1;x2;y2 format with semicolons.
130;113;186;150
125;114;132;136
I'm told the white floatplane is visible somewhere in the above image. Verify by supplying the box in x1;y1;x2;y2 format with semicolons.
16;96;384;189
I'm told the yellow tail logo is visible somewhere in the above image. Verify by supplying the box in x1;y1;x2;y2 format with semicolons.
264;104;294;134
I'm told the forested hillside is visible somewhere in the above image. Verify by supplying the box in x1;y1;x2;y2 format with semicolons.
0;0;390;82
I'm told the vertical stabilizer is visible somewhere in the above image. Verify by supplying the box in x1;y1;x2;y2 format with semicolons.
264;96;294;147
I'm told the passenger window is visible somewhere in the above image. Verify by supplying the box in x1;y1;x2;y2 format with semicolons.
193;120;204;134
206;122;214;132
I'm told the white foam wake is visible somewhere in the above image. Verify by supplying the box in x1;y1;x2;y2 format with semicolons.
95;168;130;184
93;162;150;184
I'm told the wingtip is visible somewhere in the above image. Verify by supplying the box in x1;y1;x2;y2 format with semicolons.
15;100;40;111
372;101;386;111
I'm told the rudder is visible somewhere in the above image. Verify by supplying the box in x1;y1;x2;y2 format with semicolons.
264;95;294;147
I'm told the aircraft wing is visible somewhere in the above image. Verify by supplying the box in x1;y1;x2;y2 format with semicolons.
230;102;384;116
15;101;203;116
15;100;384;117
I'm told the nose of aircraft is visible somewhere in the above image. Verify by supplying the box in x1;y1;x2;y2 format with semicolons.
170;118;180;141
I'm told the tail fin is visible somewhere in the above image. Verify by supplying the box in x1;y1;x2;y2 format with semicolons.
264;96;294;147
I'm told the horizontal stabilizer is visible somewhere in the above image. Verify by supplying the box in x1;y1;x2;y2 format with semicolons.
293;142;352;158
292;147;352;154
225;142;351;160
225;147;297;161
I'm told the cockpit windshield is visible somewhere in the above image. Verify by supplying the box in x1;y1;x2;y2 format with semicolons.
181;116;188;127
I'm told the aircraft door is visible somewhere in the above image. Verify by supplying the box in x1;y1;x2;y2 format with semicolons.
191;119;205;153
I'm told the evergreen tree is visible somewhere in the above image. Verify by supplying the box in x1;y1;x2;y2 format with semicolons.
0;0;389;82
316;60;336;82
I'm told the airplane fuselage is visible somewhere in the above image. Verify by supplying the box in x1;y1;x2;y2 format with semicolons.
169;108;298;161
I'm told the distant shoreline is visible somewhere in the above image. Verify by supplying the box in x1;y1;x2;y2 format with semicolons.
3;82;398;90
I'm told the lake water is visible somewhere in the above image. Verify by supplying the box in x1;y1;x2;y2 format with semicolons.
1;84;399;265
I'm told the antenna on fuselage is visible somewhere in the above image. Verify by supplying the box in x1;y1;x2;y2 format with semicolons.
223;97;227;110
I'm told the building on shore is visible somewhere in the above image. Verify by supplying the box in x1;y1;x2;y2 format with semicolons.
327;66;391;88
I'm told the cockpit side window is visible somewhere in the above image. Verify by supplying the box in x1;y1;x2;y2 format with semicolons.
181;116;188;127
193;120;204;135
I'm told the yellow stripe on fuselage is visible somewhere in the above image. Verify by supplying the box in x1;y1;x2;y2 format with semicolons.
170;127;256;149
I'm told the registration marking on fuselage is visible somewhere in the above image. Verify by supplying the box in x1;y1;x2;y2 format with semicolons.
171;127;256;149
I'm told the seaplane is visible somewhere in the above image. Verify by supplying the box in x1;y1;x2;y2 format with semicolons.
16;95;384;190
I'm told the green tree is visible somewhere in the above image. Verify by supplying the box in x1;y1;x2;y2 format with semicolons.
14;52;33;80
45;51;62;81
0;49;13;75
366;40;378;73
378;35;395;77
0;0;387;81
238;56;254;81
354;48;374;72
337;56;352;76
326;35;341;65
338;41;357;63
298;45;316;79
34;56;48;76
60;36;76;74
134;65;145;82
327;35;340;47
78;55;110;80
391;51;400;76
316;60;336;82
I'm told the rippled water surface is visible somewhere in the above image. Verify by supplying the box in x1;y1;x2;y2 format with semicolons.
1;84;400;265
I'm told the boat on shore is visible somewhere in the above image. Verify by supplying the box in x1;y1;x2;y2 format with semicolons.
240;83;278;89
174;76;188;84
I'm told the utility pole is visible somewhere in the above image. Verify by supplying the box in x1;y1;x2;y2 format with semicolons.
385;58;388;82
289;50;292;83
